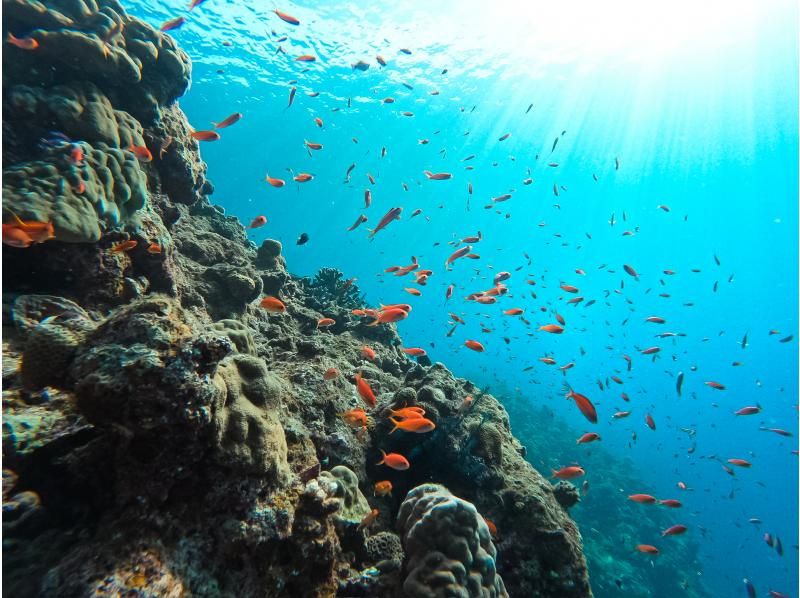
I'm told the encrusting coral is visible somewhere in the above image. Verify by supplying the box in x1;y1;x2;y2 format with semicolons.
396;483;508;598
0;0;596;596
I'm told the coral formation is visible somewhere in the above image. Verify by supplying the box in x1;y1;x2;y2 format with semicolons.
319;465;371;524
397;483;508;597
0;1;602;596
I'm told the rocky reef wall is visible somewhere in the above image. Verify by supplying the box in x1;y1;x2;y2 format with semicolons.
2;1;592;596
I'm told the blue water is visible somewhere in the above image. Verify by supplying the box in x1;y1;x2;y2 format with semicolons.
133;0;798;595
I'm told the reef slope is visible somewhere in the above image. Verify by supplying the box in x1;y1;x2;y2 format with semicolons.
2;1;591;596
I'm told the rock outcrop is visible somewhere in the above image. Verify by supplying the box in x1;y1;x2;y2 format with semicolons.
1;0;593;596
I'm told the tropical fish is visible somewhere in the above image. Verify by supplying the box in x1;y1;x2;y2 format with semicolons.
551;466;585;479
259;296;286;312
347;214;367;231
565;388;597;423
423;170;452;180
374;481;392;496
111;240;137;253
212;112;242;128
265;173;286;187
376;450;409;470
368;207;402;238
465;340;484;352
389;416;435;433
339;408;368;428
191;130;220;141
355;372;376;407
160;17;186;32
248;216;267;229
274;8;300;25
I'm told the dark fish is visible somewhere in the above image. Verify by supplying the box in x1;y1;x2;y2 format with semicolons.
676;371;684;396
441;68;448;74
741;332;748;349
744;579;756;598
345;162;356;181
351;60;370;71
551;137;558;153
592;173;598;181
296;232;309;245
399;48;412;54
779;335;794;343
713;281;718;292
287;86;296;107
526;103;533;114
403;82;414;90
615;157;620;170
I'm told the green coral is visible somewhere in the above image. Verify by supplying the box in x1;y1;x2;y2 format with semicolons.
7;82;145;148
208;320;257;356
3;141;147;242
211;354;289;481
301;267;364;310
319;465;370;524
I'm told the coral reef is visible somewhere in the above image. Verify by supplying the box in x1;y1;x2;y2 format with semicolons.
397;483;508;597
1;1;596;596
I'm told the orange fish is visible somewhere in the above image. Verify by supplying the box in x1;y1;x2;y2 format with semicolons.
160;16;187;32
560;283;579;293
629;494;657;504
504;308;524;316
191;130;220;141
551;466;585;479
368;207;402;238
111;240;137;253
539;357;556;365
296;54;316;62
539;324;564;334
273;8;300;25
636;544;659;555
389;416;435;434
339;408;368;428
577;432;601;444
2;226;33;248
304;140;323;150
357;508;379;531
6;215;54;243
383;97;395;103
640;346;660;355
264;173;286;188
389;406;425;419
374;480;393;496
727;458;752;467
645;414;656;430
566;389;597;423
705;381;726;390
645;316;666;324
212;112;242;128
317;317;335;327
368;308;408;326
376;449;410;470
401;347;426;357
404;288;421;296
260;296;286;312
465;340;484;352
187;0;207;10
423;170;452;180
293;173;313;182
355;372;376;407
7;32;39;50
147;242;162;254
658;499;683;508
484;518;498;538
248;215;267;228
555;313;566;326
323;367;339;380
662;524;688;536
458;395;474;414
361;345;376;361
128;145;152;161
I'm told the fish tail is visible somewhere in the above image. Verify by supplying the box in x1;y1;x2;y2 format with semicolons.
375;449;386;466
389;417;399;434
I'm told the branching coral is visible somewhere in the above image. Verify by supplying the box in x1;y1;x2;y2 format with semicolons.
301;267;365;310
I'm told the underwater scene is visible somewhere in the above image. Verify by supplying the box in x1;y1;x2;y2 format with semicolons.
2;0;798;596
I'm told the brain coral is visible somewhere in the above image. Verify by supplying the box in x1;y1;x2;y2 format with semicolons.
4;0;191;122
211;354;289;481
7;82;145;148
3;142;148;242
396;483;508;598
208;319;257;356
319;465;371;525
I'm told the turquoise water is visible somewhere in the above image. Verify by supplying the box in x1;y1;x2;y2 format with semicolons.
134;0;798;595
